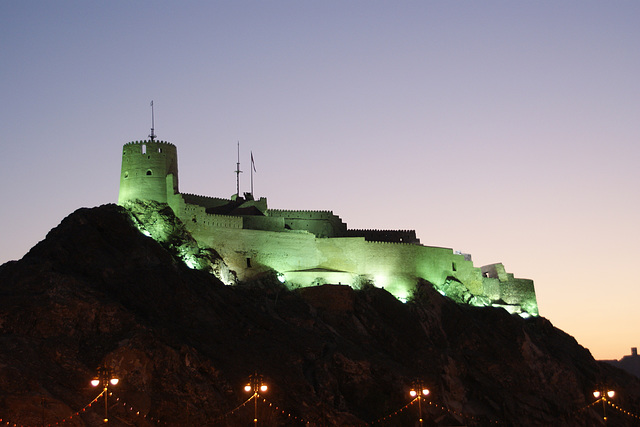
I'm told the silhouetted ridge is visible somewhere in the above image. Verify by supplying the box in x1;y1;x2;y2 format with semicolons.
0;204;639;425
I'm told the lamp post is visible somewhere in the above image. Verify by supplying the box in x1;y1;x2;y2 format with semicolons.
409;383;430;427
592;387;615;424
91;367;119;423
244;373;268;425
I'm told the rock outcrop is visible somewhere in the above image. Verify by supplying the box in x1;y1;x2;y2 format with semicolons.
0;204;638;426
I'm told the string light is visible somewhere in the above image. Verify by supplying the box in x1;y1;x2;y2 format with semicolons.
0;389;171;427
257;393;307;424
110;392;167;425
4;387;640;425
210;394;255;423
0;390;104;427
573;395;640;421
370;396;502;425
604;397;640;419
370;396;419;423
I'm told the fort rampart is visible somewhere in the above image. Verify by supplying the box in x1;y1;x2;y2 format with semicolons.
119;139;539;316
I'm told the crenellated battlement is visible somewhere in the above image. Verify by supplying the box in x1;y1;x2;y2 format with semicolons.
119;139;179;205
345;228;420;244
348;229;417;234
117;136;538;316
124;140;175;146
267;209;347;237
181;202;243;229
269;209;336;216
181;193;230;207
362;239;414;246
122;141;177;157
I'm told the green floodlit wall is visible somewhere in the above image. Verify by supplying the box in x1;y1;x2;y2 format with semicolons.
178;207;480;302
268;209;347;237
119;141;179;205
119;140;539;315
170;189;537;314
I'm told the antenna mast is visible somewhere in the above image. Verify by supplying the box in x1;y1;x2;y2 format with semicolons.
149;100;156;141
250;151;256;196
235;142;242;197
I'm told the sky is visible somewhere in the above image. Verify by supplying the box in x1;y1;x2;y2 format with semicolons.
1;1;639;360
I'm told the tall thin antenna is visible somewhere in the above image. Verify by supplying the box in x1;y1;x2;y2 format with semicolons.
250;151;256;196
235;142;242;197
149;100;156;141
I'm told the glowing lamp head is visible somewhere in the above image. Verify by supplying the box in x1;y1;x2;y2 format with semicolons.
91;379;100;387
593;391;601;398
607;390;615;398
422;388;430;396
409;390;417;397
110;378;119;386
244;384;252;393
260;384;268;392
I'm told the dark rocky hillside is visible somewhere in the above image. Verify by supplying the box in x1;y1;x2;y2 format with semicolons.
0;204;639;426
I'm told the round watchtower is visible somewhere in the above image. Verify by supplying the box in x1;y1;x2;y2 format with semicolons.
118;140;179;205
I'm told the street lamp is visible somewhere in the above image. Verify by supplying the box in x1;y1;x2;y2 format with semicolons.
245;373;268;425
592;387;615;423
409;382;430;427
91;367;119;423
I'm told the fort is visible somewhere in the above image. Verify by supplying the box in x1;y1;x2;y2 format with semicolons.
118;139;539;316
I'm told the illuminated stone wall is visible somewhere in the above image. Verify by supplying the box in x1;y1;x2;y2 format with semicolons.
119;141;178;205
169;194;243;230
345;229;421;244
268;209;347;237
179;211;483;303
119;140;538;315
181;193;233;210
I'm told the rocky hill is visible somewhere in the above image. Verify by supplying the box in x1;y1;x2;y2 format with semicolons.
604;350;640;380
0;204;639;426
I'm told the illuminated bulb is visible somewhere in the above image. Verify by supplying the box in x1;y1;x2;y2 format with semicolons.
110;378;119;386
91;379;100;387
260;385;268;392
593;391;601;398
607;390;615;398
422;389;430;396
409;390;417;397
244;384;252;392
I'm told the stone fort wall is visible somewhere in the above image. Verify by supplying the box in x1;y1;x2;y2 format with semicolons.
345;229;421;244
119;141;178;204
186;226;474;301
176;203;485;302
120;139;538;316
168;193;243;230
268;209;347;238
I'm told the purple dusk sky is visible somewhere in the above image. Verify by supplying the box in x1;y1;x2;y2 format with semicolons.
1;2;639;360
